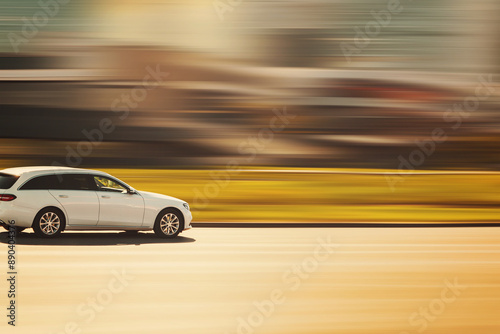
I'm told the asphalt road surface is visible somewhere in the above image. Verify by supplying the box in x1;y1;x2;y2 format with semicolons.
1;227;499;334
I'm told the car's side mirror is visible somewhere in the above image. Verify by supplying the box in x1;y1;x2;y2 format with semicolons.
126;188;137;195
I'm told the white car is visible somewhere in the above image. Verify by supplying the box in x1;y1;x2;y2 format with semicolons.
0;166;192;238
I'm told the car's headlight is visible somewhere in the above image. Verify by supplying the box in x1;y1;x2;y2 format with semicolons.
183;203;190;211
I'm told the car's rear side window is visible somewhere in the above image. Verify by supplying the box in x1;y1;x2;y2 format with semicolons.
20;175;61;190
20;174;96;191
0;173;19;189
20;174;97;190
61;174;95;190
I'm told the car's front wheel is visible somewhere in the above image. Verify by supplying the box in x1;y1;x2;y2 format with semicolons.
32;208;65;238
153;209;184;238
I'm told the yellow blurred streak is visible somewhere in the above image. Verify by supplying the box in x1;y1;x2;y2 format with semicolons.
99;167;500;223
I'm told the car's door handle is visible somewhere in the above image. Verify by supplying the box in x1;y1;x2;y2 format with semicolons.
58;195;68;198
101;195;111;199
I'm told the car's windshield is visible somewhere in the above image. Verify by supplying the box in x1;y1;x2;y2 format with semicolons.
0;173;19;189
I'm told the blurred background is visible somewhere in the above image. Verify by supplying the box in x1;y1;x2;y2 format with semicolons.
1;0;500;223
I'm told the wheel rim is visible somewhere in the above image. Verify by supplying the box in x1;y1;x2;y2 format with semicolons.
40;212;61;235
160;213;180;235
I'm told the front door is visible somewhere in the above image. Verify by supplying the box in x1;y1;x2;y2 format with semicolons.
92;175;144;227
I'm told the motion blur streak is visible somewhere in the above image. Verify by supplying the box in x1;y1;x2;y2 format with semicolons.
1;228;500;334
0;1;499;225
0;0;499;170
103;168;500;223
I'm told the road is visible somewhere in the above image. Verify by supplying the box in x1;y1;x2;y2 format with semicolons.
1;227;499;334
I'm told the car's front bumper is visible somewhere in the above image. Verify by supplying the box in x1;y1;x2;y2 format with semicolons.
182;208;193;231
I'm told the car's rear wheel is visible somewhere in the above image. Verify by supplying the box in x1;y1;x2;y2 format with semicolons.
33;208;65;238
154;209;184;238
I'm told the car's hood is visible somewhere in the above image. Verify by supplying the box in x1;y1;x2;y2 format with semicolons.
137;190;184;203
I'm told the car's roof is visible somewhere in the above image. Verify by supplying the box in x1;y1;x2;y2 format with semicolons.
1;166;108;177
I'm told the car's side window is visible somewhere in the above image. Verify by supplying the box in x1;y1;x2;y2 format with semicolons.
20;174;96;190
59;174;96;191
20;175;60;190
93;176;127;192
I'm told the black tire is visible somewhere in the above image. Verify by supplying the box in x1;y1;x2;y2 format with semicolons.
32;208;65;238
153;208;184;238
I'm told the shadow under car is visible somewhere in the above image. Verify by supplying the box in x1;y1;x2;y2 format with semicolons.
0;231;196;246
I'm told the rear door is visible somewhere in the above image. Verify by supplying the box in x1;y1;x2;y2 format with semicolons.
48;173;100;226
